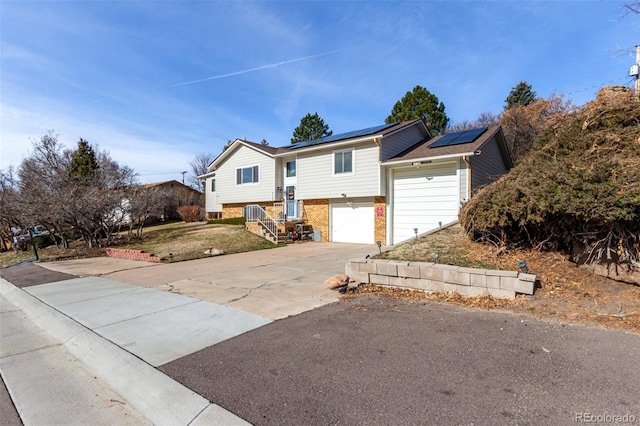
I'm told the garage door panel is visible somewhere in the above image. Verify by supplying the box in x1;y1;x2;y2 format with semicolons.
331;203;374;244
393;164;460;244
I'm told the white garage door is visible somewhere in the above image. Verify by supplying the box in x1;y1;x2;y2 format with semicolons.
331;203;374;244
393;163;459;244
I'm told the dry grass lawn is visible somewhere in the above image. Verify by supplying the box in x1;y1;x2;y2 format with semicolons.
0;221;278;266
121;221;277;262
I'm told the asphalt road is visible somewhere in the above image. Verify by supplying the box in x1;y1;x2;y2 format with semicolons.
160;294;640;425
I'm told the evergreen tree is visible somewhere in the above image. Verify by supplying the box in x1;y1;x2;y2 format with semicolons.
504;81;537;110
291;113;332;143
385;85;449;135
68;138;99;180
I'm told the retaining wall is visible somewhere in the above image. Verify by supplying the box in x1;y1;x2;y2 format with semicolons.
346;259;536;299
105;248;163;263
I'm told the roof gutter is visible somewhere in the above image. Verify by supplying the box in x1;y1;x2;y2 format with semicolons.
197;171;216;180
382;151;478;166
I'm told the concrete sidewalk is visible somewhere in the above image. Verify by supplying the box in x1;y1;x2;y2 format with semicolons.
1;242;377;425
1;277;258;425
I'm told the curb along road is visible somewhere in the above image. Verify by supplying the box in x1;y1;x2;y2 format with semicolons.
1;276;250;425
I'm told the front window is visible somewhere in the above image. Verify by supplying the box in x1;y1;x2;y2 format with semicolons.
236;165;259;185
334;149;353;175
286;161;296;177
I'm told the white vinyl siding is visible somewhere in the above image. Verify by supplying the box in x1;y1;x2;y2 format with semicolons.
205;176;222;213
297;143;380;199
215;144;275;204
392;162;460;244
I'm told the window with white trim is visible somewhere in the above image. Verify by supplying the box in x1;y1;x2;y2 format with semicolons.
210;179;216;192
333;149;353;175
286;161;296;177
236;165;259;185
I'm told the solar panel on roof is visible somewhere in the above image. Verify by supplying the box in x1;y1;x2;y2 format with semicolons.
288;123;397;150
429;127;488;148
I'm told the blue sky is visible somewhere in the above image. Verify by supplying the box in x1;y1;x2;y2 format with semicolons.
1;1;638;183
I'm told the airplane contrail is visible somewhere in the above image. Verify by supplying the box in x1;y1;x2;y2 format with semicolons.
170;49;343;87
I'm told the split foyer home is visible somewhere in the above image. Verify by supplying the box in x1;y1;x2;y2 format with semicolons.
199;119;513;245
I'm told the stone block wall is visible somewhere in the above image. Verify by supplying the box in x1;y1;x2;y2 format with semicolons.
105;248;163;263
346;259;536;299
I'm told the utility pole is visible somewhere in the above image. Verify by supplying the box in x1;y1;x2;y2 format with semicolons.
631;45;640;99
181;171;187;185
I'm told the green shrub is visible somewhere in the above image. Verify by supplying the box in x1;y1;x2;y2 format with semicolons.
207;217;246;225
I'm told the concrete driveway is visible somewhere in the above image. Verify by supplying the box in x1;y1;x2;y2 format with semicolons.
40;242;377;320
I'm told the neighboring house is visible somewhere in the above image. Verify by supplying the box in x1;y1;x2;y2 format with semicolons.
139;180;204;221
200;120;512;245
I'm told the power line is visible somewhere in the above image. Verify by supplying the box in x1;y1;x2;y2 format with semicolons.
564;76;631;97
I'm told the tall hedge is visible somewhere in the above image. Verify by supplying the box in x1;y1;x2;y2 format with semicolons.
460;88;640;281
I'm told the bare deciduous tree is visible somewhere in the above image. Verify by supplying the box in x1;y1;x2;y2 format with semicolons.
499;93;575;163
16;132;138;248
447;111;500;133
188;153;214;192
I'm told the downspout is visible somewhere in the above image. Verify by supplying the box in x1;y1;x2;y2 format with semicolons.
373;137;381;194
462;155;472;202
373;137;389;245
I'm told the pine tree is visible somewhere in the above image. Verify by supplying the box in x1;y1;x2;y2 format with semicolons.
68;138;99;181
385;85;449;135
504;81;537;110
291;113;332;143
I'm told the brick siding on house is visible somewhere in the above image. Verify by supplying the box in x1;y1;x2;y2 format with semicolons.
222;204;244;219
301;199;329;242
374;196;387;244
222;201;278;220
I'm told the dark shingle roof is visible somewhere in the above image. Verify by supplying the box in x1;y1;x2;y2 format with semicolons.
216;120;426;162
281;120;421;152
384;125;502;163
240;140;280;155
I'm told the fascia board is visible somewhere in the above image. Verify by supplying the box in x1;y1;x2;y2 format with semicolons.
383;152;476;166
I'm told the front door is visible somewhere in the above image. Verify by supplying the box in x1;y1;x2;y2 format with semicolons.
283;158;298;219
286;185;297;218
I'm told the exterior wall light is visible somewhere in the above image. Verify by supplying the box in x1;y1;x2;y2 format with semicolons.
518;261;529;273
